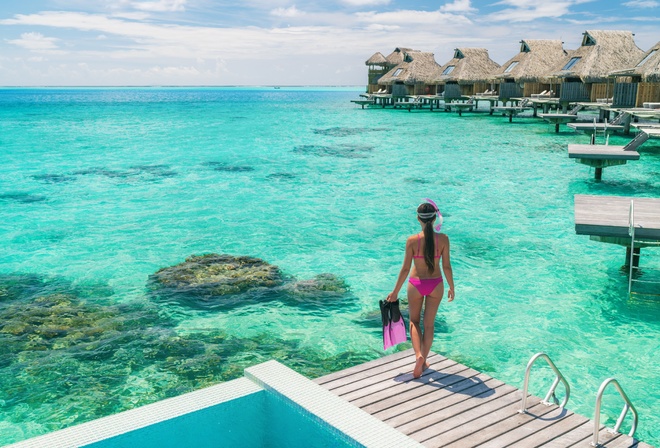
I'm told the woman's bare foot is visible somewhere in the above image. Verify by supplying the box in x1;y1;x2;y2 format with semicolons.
424;361;430;370
413;356;426;378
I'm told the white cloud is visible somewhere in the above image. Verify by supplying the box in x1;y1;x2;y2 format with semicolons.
341;0;390;6
271;6;305;17
487;1;574;22
440;0;477;13
6;32;59;51
131;0;186;12
623;0;659;7
97;34;108;39
365;23;400;31
356;9;472;25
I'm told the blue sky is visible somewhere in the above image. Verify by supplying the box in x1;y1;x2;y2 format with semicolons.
0;0;658;86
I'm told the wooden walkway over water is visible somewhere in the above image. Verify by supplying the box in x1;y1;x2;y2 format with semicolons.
574;195;660;241
315;349;653;448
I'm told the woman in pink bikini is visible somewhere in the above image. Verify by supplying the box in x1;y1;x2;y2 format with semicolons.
387;199;455;378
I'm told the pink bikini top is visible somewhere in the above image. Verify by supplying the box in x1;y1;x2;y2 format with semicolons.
412;233;441;259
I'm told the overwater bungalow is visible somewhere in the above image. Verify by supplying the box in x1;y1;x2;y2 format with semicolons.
491;39;568;101
609;41;660;107
365;52;389;94
378;51;442;97
434;48;500;100
546;30;644;105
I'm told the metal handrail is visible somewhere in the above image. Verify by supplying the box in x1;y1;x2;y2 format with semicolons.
629;200;635;295
519;353;570;414
592;378;638;446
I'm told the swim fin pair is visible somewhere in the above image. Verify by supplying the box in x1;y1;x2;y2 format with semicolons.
379;300;407;350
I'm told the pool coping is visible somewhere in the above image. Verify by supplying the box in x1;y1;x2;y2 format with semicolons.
5;361;422;448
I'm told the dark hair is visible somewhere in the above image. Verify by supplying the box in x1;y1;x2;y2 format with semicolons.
417;203;436;273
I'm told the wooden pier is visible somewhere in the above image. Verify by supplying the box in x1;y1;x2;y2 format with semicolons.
315;349;653;448
574;195;660;241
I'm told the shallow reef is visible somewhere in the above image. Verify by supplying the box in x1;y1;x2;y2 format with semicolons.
0;193;48;203
203;161;255;172
312;127;388;137
293;143;374;158
0;272;377;444
148;253;353;311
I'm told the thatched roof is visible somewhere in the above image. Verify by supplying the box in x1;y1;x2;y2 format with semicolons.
609;41;660;82
366;52;387;65
434;48;500;85
378;51;442;85
385;47;419;66
549;30;644;83
492;40;567;82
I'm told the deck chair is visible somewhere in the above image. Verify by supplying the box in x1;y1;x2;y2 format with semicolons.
531;90;548;98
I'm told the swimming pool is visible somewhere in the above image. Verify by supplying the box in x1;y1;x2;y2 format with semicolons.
0;87;658;445
6;361;420;448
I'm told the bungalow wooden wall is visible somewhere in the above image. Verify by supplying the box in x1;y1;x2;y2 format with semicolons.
472;82;488;95
590;83;611;101
636;82;660;106
560;81;590;102
523;83;551;96
613;82;638;107
500;83;523;99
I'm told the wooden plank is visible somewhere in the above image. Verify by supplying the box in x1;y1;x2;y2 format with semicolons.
339;358;460;403
322;352;445;391
314;348;416;385
541;420;597;447
392;384;518;435
444;401;567;447
349;359;470;409
416;392;536;446
351;364;473;412
371;374;502;421
568;145;639;160
382;379;507;428
497;411;589;448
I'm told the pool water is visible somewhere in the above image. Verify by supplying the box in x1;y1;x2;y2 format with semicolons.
0;87;659;446
83;390;356;448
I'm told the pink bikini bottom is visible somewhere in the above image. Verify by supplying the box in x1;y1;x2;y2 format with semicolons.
409;276;443;296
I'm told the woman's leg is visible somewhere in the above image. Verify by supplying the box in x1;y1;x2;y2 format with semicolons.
407;282;425;378
421;284;444;361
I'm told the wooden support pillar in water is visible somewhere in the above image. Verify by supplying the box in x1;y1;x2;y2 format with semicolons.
555;123;560;133
533;104;538;117
509;112;513;123
625;247;640;268
595;167;603;180
623;113;632;135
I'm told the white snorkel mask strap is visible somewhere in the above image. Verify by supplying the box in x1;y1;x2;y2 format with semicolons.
418;197;443;232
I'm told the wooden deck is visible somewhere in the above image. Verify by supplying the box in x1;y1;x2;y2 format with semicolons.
315;349;653;448
568;144;639;161
575;194;660;240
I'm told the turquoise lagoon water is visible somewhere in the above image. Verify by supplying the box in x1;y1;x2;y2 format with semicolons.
0;87;659;446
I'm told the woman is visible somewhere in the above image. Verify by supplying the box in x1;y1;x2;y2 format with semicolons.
387;200;455;378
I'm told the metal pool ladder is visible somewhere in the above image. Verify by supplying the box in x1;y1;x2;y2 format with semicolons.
519;352;570;413
628;199;660;296
592;378;638;446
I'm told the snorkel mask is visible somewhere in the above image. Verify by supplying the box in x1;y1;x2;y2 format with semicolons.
418;197;443;232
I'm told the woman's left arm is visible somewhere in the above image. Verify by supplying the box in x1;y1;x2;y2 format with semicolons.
442;235;455;302
386;237;413;302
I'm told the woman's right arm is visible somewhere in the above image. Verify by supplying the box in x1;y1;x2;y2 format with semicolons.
442;236;455;302
386;237;413;302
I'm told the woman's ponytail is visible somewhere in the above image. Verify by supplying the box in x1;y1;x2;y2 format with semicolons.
422;219;435;273
416;202;437;273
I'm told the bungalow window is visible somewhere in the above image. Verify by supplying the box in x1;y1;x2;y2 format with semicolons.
504;61;519;73
392;68;403;77
637;49;657;67
562;57;581;70
442;65;455;75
